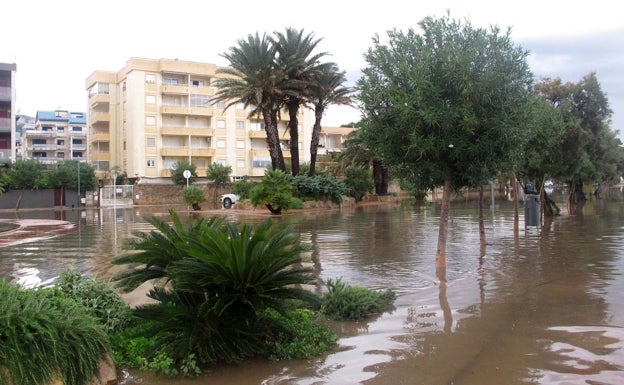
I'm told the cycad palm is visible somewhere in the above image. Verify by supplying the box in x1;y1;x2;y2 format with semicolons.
112;211;319;364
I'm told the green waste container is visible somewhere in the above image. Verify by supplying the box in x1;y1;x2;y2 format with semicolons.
524;194;540;227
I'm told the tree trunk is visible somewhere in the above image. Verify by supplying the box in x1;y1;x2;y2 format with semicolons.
478;185;486;249
372;159;388;195
262;108;285;171
287;100;300;176
308;109;324;177
435;176;452;282
511;170;519;235
15;189;23;211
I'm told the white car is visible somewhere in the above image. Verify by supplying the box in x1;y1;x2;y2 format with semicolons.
220;193;240;209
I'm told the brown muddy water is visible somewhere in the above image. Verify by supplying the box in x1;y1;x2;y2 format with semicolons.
2;192;624;385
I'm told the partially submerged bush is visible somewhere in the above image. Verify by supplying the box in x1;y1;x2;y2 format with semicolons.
0;280;110;385
321;278;396;321
56;266;132;333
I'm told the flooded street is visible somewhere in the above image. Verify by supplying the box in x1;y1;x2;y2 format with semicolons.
1;193;624;384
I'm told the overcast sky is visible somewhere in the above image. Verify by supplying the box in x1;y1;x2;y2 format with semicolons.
3;0;623;137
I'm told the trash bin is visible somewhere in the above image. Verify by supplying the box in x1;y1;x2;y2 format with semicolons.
524;193;540;227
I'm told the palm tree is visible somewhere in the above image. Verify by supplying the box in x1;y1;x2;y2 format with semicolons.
272;28;327;176
308;64;352;176
213;33;287;171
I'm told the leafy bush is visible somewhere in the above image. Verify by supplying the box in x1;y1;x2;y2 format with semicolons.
231;177;257;199
250;169;294;214
0;280;110;385
182;185;206;210
290;174;347;204
321;278;396;321
56;266;132;333
344;166;374;202
265;308;337;360
112;210;323;374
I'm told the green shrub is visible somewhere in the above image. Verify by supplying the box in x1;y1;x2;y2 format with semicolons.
321;278;396;321
265;308;337;361
182;185;206;210
290;174;347;204
0;280;110;385
250;169;294;214
231;177;256;199
56;266;132;333
344;166;374;202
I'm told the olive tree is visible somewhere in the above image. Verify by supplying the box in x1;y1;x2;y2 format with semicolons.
357;14;533;280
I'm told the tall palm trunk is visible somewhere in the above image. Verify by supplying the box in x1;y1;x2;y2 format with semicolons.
308;108;324;177
512;169;519;235
436;176;453;282
287;100;300;176
262;108;285;171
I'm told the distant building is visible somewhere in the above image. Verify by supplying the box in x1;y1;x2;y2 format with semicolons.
0;62;17;164
318;126;357;155
21;109;87;167
85;57;313;184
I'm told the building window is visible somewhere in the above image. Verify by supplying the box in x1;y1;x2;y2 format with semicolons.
146;74;156;84
42;126;54;132
57;139;64;145
236;140;245;149
57;152;65;159
32;139;46;145
236;103;244;110
250;122;263;131
191;80;204;87
72;151;83;158
236;121;245;130
191;94;211;108
146;95;156;104
146;116;156;125
72;126;82;132
237;159;245;168
146;137;156;147
57;126;64;133
217;140;226;148
72;139;83;145
147;159;155;167
163;78;179;85
215;101;225;109
252;158;271;168
33;152;47;158
216;120;225;129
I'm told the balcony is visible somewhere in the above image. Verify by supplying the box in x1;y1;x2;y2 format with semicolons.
24;130;57;137
89;133;109;142
248;129;290;139
90;152;110;161
91;113;110;124
28;144;58;151
161;105;215;117
161;84;189;94
161;126;214;136
190;148;215;157
160;147;189;157
89;93;110;108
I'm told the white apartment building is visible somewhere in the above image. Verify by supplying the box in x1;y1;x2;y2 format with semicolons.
85;57;313;184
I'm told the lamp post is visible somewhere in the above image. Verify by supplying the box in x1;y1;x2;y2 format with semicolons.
77;160;80;207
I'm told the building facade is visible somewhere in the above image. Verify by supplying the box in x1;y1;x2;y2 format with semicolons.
0;63;17;165
85;57;313;184
21;110;87;167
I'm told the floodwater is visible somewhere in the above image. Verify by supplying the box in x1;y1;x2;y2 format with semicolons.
2;191;624;385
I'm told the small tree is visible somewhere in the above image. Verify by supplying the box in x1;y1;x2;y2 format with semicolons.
7;159;43;210
171;161;197;186
182;185;206;210
206;163;232;201
250;169;293;215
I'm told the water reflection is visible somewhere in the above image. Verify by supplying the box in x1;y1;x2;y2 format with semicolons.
2;195;624;384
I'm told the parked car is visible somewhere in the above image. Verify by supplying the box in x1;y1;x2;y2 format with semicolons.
220;193;239;209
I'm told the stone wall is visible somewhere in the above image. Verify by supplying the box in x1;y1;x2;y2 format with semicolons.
133;184;230;206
